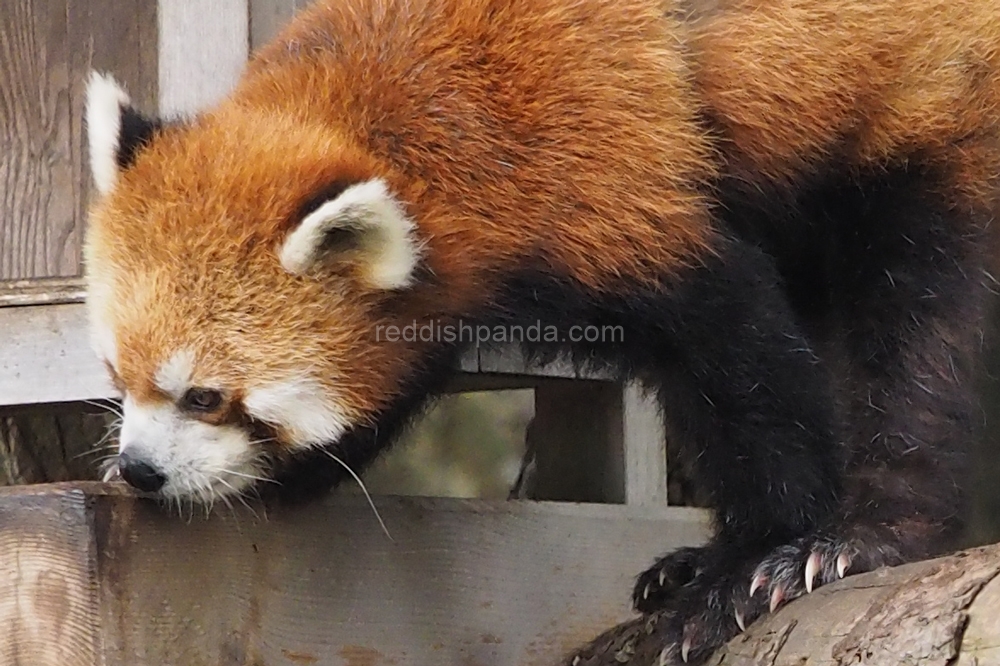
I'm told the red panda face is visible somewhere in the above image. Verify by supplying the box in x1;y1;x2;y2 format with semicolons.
84;74;429;501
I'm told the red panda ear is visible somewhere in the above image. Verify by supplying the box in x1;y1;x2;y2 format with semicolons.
279;178;421;290
85;72;163;196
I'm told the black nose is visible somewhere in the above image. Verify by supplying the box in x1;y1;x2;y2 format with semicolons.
118;452;167;492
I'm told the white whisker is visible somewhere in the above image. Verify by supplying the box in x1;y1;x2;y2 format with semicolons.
222;469;279;485
83;398;124;418
319;449;392;542
214;476;258;523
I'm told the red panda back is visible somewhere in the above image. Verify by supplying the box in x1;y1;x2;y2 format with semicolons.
228;0;720;294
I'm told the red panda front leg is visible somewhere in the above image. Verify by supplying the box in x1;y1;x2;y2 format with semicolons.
563;235;841;661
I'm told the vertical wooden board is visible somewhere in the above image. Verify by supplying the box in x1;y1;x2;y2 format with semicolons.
158;0;249;116
68;0;158;261
0;0;157;282
622;383;668;507
250;0;304;49
0;485;99;666
91;492;709;666
529;381;625;503
0;0;74;280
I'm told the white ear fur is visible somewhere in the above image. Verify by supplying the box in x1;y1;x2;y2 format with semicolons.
280;178;421;290
85;72;131;195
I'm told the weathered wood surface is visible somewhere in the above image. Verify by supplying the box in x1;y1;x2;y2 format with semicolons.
0;277;86;307
0;0;156;281
512;381;667;506
0;403;110;485
0;303;113;405
568;544;1000;666
158;0;248;116
250;0;309;50
0;482;710;666
0;303;630;405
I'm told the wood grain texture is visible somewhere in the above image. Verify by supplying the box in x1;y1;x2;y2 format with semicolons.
0;403;110;485
0;276;86;307
0;0;156;282
0;303;113;405
0;482;711;666
158;0;249;116
250;0;308;50
0;484;100;666
622;384;668;507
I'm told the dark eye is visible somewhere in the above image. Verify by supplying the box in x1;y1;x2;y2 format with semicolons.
181;388;224;412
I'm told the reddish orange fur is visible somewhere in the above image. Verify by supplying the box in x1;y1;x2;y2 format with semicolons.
87;0;1000;434
87;0;717;428
688;0;1000;189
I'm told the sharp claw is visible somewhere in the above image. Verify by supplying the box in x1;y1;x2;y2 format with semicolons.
681;637;691;663
643;583;651;599
836;552;851;579
735;608;746;632
749;573;767;597
658;647;671;666
805;551;822;594
769;584;785;613
572;657;581;666
659;569;667;586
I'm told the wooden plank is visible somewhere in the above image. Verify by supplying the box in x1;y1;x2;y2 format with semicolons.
478;344;578;379
0;482;710;666
528;381;626;503
0;484;101;666
0;277;86;307
622;383;669;506
249;0;306;50
0;302;628;405
0;402;110;485
157;0;249;116
0;0;76;280
0;303;112;405
0;0;157;282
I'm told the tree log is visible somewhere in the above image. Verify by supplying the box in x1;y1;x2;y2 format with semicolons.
566;544;1000;666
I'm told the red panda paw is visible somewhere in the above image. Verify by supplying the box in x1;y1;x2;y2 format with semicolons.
571;562;762;666
748;535;860;612
605;529;907;665
746;524;912;615
632;546;710;614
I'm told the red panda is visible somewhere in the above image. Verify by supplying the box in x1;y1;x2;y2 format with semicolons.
83;0;1000;663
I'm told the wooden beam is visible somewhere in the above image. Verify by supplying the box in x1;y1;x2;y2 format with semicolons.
0;302;626;406
0;482;710;666
622;383;668;506
157;0;249;117
0;277;86;307
249;0;307;50
0;303;112;405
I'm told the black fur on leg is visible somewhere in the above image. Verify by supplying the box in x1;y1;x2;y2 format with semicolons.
484;234;844;615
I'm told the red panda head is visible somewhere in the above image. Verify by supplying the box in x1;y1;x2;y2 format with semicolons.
84;73;437;501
